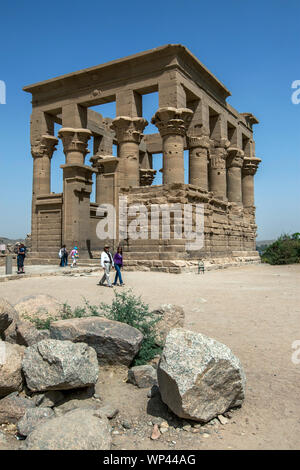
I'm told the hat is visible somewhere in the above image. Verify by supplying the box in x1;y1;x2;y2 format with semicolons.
104;244;109;248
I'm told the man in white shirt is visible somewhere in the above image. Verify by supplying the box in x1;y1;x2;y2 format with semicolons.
98;244;114;287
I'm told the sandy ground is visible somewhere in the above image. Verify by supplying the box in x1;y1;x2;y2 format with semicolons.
0;263;299;450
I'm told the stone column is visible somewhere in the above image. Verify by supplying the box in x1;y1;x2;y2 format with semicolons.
31;135;58;196
110;117;148;188
242;157;261;207
90;134;115;204
58;127;94;252
226;148;244;205
209;138;230;200
91;155;119;205
187;134;211;190
151;107;193;185
58;128;92;165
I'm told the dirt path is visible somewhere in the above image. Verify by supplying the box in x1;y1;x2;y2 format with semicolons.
1;264;299;450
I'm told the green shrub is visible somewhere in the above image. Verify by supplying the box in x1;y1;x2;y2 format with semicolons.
100;289;162;366
23;291;163;366
24;315;53;330
261;233;300;265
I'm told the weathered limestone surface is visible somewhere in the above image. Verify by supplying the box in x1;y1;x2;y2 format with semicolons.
32;390;64;408
0;341;25;397
25;409;111;450
157;328;246;422
17;407;55;437
0;298;18;337
14;294;62;322
0;392;36;424
22;339;99;392
50;317;143;366
0;430;20;450
54;397;102;415
15;321;50;347
128;365;157;388
151;304;185;345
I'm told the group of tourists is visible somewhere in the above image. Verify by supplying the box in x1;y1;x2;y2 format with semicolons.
58;245;78;268
99;245;124;287
58;243;124;287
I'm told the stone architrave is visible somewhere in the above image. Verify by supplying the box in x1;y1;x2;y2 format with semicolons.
187;134;211;190
111;117;148;188
242;157;261;207
209;138;230;200
151;107;193;184
31;134;58;196
226;147;244;205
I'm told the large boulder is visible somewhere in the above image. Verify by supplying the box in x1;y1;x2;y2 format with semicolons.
128;365;157;388
50;317;143;366
157;329;246;423
17;407;55;437
22;339;99;392
14;294;62;323
0;341;25;397
25;408;112;450
0;298;19;339
0;392;35;424
151;304;185;345
15;321;50;347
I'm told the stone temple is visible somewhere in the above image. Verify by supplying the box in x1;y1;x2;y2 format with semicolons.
23;45;261;272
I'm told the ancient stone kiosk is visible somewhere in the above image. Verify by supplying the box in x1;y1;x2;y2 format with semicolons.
24;45;261;271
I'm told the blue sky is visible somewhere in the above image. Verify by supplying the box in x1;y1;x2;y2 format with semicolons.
0;0;299;240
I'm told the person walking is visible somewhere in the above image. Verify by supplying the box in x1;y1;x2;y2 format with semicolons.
70;246;79;267
59;245;68;267
17;243;26;274
113;246;124;286
98;244;114;287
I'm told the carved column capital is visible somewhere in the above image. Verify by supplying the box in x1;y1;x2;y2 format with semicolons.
242;157;261;175
58;128;92;156
90;154;104;168
187;134;211;149
91;155;118;173
139;168;156;186
213;137;231;149
58;128;92;164
110;116;148;143
210;146;227;169
227;147;244;168
151;107;193;137
31;134;58;159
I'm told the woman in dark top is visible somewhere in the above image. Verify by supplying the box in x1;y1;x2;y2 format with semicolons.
113;246;124;286
17;243;26;274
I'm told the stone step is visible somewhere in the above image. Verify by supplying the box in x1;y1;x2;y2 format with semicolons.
122;252;185;260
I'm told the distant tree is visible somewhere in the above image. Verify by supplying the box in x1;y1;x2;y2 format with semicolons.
261;233;300;265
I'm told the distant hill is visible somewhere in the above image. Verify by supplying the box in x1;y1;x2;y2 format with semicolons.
0;237;25;245
256;239;275;247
